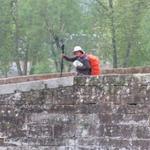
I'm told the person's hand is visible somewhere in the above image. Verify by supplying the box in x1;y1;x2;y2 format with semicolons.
61;54;65;58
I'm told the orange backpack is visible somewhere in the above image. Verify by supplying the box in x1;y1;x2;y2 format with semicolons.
87;54;101;76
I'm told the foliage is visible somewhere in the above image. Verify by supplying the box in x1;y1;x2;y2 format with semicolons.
0;0;149;77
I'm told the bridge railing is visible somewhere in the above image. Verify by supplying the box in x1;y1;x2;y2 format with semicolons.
0;66;150;85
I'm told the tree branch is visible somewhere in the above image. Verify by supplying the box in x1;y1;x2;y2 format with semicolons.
95;0;109;11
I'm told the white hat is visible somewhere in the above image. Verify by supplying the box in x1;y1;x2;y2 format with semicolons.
73;46;85;53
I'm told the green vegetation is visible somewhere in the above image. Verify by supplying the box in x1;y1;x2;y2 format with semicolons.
0;0;149;77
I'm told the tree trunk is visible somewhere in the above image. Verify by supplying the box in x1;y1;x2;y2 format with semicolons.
29;60;36;75
23;49;28;75
123;41;131;67
11;0;23;75
15;60;22;75
109;0;117;68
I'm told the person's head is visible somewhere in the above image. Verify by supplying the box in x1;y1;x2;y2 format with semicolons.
73;46;85;57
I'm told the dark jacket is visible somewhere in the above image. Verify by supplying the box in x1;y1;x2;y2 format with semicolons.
63;54;91;75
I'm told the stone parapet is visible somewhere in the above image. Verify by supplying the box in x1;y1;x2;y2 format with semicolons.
0;73;150;149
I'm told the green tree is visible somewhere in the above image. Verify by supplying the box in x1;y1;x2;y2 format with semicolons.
90;0;150;68
0;0;13;77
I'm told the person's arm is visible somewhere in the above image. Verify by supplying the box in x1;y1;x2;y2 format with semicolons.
63;55;77;62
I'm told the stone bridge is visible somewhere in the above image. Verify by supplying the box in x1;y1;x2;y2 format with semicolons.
0;67;150;150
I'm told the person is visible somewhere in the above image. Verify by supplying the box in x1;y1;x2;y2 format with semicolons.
62;46;91;76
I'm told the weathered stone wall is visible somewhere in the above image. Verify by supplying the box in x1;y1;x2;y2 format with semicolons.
0;74;150;150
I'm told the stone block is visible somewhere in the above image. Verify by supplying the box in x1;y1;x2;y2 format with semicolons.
54;124;75;138
75;104;111;114
48;105;75;114
102;125;134;138
43;89;53;104
112;113;149;126
108;139;132;150
75;114;100;137
25;90;45;106
53;87;76;105
29;113;75;125
136;126;150;139
99;113;112;125
114;104;140;114
132;140;150;150
75;86;103;104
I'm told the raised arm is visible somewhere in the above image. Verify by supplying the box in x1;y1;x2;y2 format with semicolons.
63;55;77;62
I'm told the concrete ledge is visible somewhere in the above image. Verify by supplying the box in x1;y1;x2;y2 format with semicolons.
0;72;75;85
102;66;150;74
0;67;150;85
74;73;150;86
0;76;74;95
1;73;150;95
